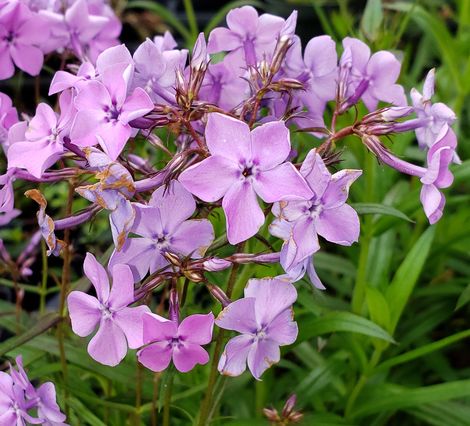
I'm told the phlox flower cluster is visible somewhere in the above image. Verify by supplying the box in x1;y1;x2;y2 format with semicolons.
0;4;460;403
0;356;66;425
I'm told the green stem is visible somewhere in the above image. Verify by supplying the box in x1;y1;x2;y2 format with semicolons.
198;250;244;426
163;371;174;426
345;348;382;418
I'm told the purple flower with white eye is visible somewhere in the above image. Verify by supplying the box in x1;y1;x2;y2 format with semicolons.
0;92;18;145
179;113;313;244
132;38;187;104
109;180;214;282
0;0;48;79
7;91;75;178
207;5;285;67
70;65;154;160
339;37;407;111
67;252;151;366
137;312;214;373
270;149;361;271
216;278;298;380
411;69;458;159
76;148;136;250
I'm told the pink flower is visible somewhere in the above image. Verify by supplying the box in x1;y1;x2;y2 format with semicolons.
67;252;150;366
137;312;214;373
0;0;48;79
179;113;313;244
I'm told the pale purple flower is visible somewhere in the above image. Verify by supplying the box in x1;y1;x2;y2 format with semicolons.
132;38;187;104
199;60;249;110
9;356;67;426
0;0;48;79
39;0;108;59
153;31;178;51
340;37;407;111
363;128;456;224
207;5;285;67
287;35;338;115
420;127;456;224
71;65;153;160
270;149;361;271
216;278;298;379
0;371;39;425
0;168;16;217
7;91;75;178
411;69;457;158
109;180;214;282
179;113;313;244
67;252;151;366
49;62;96;95
137;312;214;373
0;92;18;145
75;148;136;250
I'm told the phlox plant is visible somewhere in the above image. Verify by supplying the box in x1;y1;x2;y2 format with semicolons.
0;0;468;425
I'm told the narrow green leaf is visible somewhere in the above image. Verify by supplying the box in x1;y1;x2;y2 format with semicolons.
386;226;436;332
125;1;192;44
204;1;264;35
455;283;470;310
375;329;470;372
298;311;395;343
361;0;383;40
352;380;470;418
366;287;391;331
68;397;108;426
352;203;413;222
0;313;60;357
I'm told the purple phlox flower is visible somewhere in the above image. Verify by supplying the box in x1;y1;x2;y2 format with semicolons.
49;62;96;95
38;0;109;59
109;180;214;282
85;0;122;63
287;35;338;116
76;147;136;250
153;31;178;52
24;189;65;256
420;127;457;224
7;91;75;178
137;312;214;373
410;68;458;161
216;278;298;379
67;252;151;366
269;149;361;272
50;43;134;96
191;32;209;72
0;92;18;144
269;219;325;290
199;59;250;111
339;37;406;111
0;370;41;425
179;113;313;244
9;356;67;426
207;5;285;67
70;64;153;160
0;0;48;79
363;128;456;224
0;168;16;218
132;37;187;104
203;257;233;272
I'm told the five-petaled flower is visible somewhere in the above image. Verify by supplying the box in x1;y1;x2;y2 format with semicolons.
67;252;150;366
